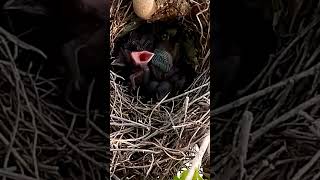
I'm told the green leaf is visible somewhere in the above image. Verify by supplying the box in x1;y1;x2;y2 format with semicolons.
180;169;189;180
193;168;200;180
176;168;205;180
193;168;205;180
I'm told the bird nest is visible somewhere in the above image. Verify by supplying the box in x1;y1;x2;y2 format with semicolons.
213;1;320;179
110;0;210;179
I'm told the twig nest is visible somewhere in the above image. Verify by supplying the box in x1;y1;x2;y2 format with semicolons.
148;0;191;22
133;0;157;20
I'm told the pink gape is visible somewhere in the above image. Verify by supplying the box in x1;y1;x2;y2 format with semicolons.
130;51;154;65
129;51;154;90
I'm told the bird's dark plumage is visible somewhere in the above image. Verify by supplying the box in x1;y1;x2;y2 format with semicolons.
156;81;172;100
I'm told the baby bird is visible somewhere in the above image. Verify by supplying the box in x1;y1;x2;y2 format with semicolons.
129;49;176;101
128;51;153;90
115;26;184;99
149;49;174;80
128;41;176;90
156;81;172;100
149;32;181;80
144;80;172;100
112;32;154;66
170;72;186;92
146;80;159;95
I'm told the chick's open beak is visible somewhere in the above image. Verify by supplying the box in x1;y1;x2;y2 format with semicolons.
130;51;154;65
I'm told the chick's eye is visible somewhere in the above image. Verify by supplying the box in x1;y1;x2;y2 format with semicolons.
161;33;168;40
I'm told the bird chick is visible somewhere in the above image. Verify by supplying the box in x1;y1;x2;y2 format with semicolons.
112;32;154;67
150;49;173;72
156;33;180;64
148;29;181;80
129;51;154;90
156;81;172;100
170;73;186;92
145;80;159;95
